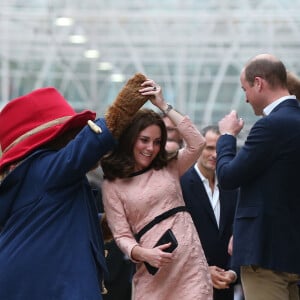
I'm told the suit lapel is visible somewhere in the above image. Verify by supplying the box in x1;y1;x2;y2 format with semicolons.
218;193;226;235
189;169;219;229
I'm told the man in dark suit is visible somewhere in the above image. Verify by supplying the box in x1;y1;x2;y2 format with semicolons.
181;125;238;300
216;53;300;300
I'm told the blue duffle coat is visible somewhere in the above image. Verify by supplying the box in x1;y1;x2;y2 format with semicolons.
0;118;116;300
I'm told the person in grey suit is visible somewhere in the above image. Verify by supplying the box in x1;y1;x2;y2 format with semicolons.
216;53;300;300
180;125;238;300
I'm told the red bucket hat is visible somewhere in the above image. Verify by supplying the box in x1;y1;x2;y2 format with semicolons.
0;87;96;172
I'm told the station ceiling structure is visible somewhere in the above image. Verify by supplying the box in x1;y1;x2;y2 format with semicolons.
1;0;300;137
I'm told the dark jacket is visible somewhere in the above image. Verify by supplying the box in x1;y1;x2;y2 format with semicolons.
216;99;300;274
181;167;238;300
0;118;116;300
181;167;237;269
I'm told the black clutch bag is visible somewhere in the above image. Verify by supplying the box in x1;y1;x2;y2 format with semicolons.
144;229;178;275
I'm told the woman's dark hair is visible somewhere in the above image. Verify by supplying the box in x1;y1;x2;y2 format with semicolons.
101;108;173;180
287;71;300;100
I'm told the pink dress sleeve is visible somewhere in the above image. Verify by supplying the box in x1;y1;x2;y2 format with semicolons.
102;180;139;260
175;116;205;176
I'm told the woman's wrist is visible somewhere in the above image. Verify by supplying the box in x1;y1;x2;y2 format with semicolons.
131;244;148;262
160;103;173;115
131;245;141;261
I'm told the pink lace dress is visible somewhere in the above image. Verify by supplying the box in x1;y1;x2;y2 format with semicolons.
102;117;213;300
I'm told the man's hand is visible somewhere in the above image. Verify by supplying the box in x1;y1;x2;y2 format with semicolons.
218;110;244;136
209;266;237;289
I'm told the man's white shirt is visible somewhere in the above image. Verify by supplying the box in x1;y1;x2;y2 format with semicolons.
194;164;220;227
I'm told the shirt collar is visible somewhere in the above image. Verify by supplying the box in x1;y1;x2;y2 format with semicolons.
194;163;206;182
194;163;218;185
263;95;296;116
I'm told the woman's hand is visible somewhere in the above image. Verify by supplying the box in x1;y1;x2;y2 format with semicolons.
138;77;186;126
131;243;174;268
139;79;168;111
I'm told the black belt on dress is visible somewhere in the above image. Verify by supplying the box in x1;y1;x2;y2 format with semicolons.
134;206;188;243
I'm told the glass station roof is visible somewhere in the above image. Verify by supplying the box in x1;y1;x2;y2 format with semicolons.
1;0;300;137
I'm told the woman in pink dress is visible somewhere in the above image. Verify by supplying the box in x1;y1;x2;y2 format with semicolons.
101;78;213;300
